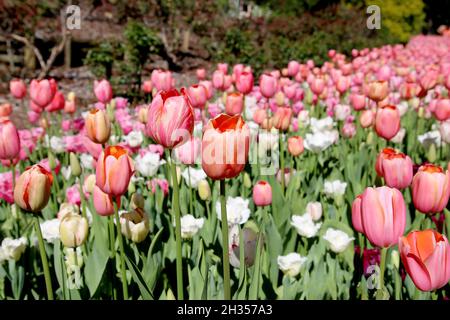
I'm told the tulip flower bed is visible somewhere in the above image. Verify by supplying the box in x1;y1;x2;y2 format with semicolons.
0;34;450;301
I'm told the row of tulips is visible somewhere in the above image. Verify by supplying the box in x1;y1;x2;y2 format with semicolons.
0;33;450;300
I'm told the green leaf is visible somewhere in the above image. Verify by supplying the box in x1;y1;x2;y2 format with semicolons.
85;240;109;297
124;255;154;300
248;234;262;299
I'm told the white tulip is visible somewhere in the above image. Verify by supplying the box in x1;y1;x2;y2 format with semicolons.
323;228;354;253
291;214;321;238
277;253;307;277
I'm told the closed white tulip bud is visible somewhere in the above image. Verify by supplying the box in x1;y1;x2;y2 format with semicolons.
59;214;89;248
198;180;211;201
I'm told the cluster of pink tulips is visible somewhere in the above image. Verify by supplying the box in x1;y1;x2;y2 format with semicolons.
0;32;450;300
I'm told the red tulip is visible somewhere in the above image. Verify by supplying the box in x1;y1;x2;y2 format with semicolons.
202;114;249;180
0;103;12;118
45;91;65;112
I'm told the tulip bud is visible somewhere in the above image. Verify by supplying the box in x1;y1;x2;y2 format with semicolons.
306;202;322;221
70;153;82;177
86;109;111;144
14;165;53;213
138;106;148;124
427;144;437;163
128;180;136;194
366;131;374;145
119;208;150;243
243;172;252;189
57;202;79;220
67;91;76;102
131;193;145;210
59;214;89;248
83;174;96;194
418;107;425;118
391;249;400;269
253;180;272;206
198;180;211;201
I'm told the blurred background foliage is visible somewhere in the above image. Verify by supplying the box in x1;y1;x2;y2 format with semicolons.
1;0;449;90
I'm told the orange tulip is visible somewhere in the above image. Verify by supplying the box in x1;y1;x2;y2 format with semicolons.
96;146;134;197
86;108;111;144
202;114;249;180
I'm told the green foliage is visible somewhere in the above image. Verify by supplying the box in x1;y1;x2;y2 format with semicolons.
84;42;121;79
365;0;426;42
124;21;162;66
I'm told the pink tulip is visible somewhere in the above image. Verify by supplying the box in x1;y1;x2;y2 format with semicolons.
236;71;254;95
212;70;225;90
94;79;113;104
199;80;214;99
399;230;450;291
309;77;325;95
350;93;366;111
352;186;406;248
253;109;267;125
272;106;292;132
351;195;363;233
146;88;194;149
223;75;233;91
96;146;134;197
253;181;272;206
174;136;201;165
287;61;300;77
412;164;450;214
187;84;208;109
342;123;356;138
434;99;450;121
142;80;153;94
66;185;81;206
196;68;206;80
9;79;27;99
45;91;65;112
225;92;244;116
61;120;71;132
64;100;76;114
151;69;174;92
27;110;40;124
375;105;400;140
359;109;374;128
0;119;21;160
375;148;413;189
217;63;228;74
287;136;304;156
259;73;277;98
336;76;350;94
93;185;115;216
29;79;57;108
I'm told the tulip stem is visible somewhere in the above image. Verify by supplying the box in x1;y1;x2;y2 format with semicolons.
170;158;184;300
188;167;194;215
114;201;129;300
279;130;285;195
108;216;117;300
220;179;231;300
34;216;54;300
379;247;388;290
